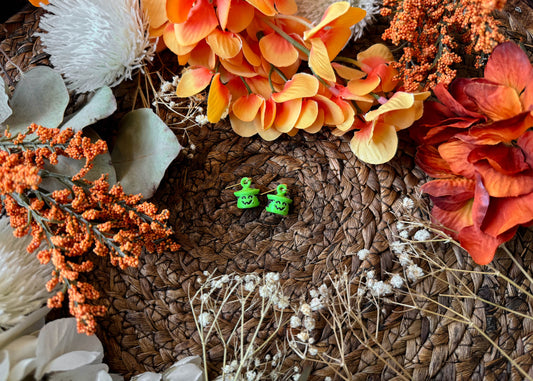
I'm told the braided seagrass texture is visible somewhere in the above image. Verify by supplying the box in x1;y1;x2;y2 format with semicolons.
2;2;533;380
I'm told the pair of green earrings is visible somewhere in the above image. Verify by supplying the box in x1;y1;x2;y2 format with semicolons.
233;177;292;215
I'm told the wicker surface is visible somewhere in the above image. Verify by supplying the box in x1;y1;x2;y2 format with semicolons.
2;2;533;380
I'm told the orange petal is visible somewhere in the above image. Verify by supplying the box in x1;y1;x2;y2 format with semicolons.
174;0;218;46
332;63;366;80
271;73;319;102
258;97;277;130
347;73;381;96
175;67;214;97
163;24;196;56
482;192;533;236
274;99;302;132
241;38;261;66
415;145;453;179
357;43;394;66
475;161;533;198
304;3;365;40
230;113;258;137
142;0;167;29
458;226;510;265
365;92;415;121
464;82;522;121
334;98;355;131
431;202;473;239
219;52;258;77
258;127;283;140
246;77;273;99
166;0;194;24
246;0;277;16
315;27;352;61
467;112;533;144
350;120;398;164
29;0;49;6
294;99;319;129
314;94;344;125
232;94;264;122
259;32;299;67
206;29;242;59
207;73;231;123
188;40;216;69
275;0;298;14
309;38;336;82
216;0;231;30
422;178;475;211
484;41;533;94
438;140;476;178
226;0;256;33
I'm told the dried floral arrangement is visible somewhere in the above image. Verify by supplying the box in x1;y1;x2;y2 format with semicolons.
2;0;533;379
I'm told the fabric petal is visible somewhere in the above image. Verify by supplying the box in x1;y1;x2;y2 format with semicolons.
229;114;258;137
175;67;213;97
294;99;319;129
475;161;533;198
206;29;242;59
457;226;508;265
347;73;380;96
431;202;473;239
225;0;256;33
314;94;344;125
309;38;336;82
166;0;195;23
259;33;299;67
142;0;167;29
174;0;218;46
207;73;231;123
232;94;264;122
415;145;454;179
484;41;533;93
482;192;533;236
275;0;298;14
350;121;398;164
421;178;475;211
271;73;319;102
464;82;522;121
274;99;302;132
365;92;415;121
466;112;533;145
332;63;365;80
438;139;476;178
304;3;365;40
163;24;196;56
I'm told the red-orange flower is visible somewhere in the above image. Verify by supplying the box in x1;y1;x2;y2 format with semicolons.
413;42;533;265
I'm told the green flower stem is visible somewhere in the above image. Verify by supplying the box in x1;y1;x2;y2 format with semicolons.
260;17;310;57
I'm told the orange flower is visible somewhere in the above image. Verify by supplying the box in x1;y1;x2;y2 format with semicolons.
413;42;533;265
349;91;429;164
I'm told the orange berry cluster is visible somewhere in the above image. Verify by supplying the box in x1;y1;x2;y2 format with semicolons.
0;124;179;335
381;0;507;91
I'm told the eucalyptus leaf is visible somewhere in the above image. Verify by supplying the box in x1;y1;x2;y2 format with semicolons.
111;108;181;198
0;350;9;381
60;86;117;132
41;351;103;375
48;365;115;381
3;66;68;135
0;79;11;125
8;358;36;381
39;128;117;193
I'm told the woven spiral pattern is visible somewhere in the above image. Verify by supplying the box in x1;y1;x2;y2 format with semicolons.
2;3;533;380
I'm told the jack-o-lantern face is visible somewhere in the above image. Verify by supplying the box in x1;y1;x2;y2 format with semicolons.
237;194;259;208
267;200;288;214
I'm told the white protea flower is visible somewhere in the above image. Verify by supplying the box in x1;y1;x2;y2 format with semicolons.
295;0;381;40
0;218;51;331
38;0;154;93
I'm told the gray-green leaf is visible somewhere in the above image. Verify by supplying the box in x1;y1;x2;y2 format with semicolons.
111;108;181;198
3;66;68;135
60;86;117;132
0;79;11;125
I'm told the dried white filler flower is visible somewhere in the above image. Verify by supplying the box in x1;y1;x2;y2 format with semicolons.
0;217;52;331
38;0;154;93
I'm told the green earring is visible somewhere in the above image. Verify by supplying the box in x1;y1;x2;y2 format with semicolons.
265;184;292;215
234;177;260;209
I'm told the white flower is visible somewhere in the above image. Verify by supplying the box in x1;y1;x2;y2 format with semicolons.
299;303;312;316
244;281;256;293
290;316;302;329
406;264;424;281
366;270;375;280
396;221;406;231
198;312;212;328
38;0;154;93
369;281;392;297
402;197;415;210
309;298;324;311
160;81;173;93
276;294;290;310
309;289;319;298
246;370;257;381
413;229;431;242
399;230;409;239
303;317;315;331
390;274;404;289
308;347;318;356
390;241;406;254
265;272;280;284
0;218;52;331
357;248;370;260
318;284;328;298
398;253;412;267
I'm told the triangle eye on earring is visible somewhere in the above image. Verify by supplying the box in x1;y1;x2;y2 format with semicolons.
265;184;292;215
233;177;260;209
